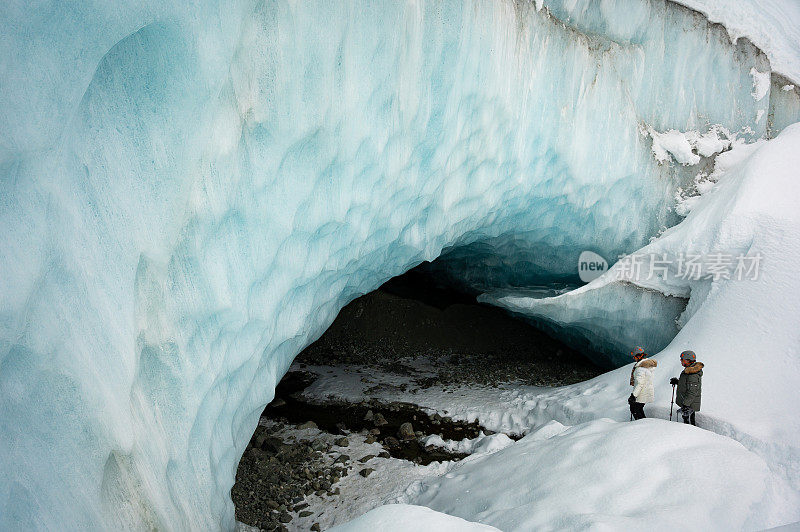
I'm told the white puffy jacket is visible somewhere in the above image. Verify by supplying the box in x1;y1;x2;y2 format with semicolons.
632;358;657;404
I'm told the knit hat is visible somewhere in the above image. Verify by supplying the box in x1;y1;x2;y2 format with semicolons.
631;346;646;358
680;350;696;362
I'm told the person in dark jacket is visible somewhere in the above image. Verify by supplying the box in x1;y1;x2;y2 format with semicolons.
670;350;703;425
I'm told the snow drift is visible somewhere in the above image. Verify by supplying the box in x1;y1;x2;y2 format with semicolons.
405;419;797;531
1;0;800;529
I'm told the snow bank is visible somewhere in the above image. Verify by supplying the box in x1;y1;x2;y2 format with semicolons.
405;419;799;531
328;504;499;532
421;432;515;456
482;124;800;501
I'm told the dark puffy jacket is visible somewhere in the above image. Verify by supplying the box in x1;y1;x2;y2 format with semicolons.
676;362;703;411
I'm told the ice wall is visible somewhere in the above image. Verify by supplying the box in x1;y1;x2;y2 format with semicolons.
0;0;795;529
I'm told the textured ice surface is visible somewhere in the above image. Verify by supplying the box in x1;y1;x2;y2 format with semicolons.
1;0;799;529
487;124;800;499
482;282;687;367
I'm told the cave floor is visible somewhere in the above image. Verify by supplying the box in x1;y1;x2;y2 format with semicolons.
234;348;602;531
233;287;604;531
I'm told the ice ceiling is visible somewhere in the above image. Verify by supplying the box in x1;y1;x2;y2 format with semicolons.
1;0;798;529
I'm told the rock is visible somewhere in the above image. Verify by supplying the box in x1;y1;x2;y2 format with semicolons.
358;455;375;463
335;422;348;434
298;421;317;430
311;524;321;531
270;398;287;408
364;435;376;444
334;455;350;463
279;512;292;523
397;422;414;440
334;437;349;447
383;436;400;449
369;428;380;435
378;451;390;458
415;431;424;438
254;433;269;448
247;447;264;459
299;510;313;518
359;468;374;477
266;500;280;510
310;439;327;452
261;437;286;454
294;503;309;511
363;410;374;422
373;413;388;426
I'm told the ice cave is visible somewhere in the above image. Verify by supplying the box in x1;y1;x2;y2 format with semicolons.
2;0;800;530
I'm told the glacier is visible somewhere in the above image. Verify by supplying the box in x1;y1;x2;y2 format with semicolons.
2;0;800;530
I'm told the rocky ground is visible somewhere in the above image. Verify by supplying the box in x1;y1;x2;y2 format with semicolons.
297;287;602;387
233;280;603;530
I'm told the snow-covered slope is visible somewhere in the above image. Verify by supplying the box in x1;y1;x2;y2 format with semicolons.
484;123;800;497
1;0;799;530
328;504;499;532
404;419;799;531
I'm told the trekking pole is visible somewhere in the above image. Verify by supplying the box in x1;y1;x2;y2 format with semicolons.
669;384;676;421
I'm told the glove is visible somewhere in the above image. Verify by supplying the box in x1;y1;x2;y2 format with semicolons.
670;377;679;385
628;394;636;405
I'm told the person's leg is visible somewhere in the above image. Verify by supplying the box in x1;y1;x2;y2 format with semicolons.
633;402;645;420
682;411;690;424
690;412;696;426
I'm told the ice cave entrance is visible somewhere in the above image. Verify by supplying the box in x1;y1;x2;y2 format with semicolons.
231;259;606;529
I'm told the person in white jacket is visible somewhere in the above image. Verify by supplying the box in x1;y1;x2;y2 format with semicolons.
628;346;657;420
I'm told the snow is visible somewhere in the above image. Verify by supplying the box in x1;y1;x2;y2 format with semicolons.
481;123;800;513
675;0;800;84
752;67;772;101
645;126;736;166
402;419;799;531
1;0;800;529
328;504;499;532
256;419;453;530
420;433;515;455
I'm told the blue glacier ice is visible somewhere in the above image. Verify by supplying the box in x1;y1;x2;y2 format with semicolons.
1;0;799;529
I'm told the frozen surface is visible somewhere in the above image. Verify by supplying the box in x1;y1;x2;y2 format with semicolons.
483;124;800;501
1;0;800;530
403;419;799;531
676;0;800;83
328;504;499;532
